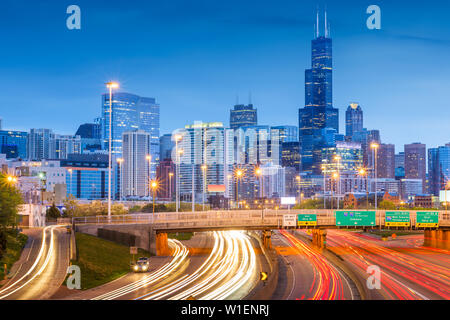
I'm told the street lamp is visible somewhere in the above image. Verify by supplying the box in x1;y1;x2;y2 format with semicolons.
358;168;369;211
174;134;183;212
169;172;174;201
370;142;380;229
201;164;207;211
116;158;123;202
334;155;341;209
332;172;339;209
151;180;158;214
6;175;18;184
106;81;119;220
68;169;73;198
295;175;301;206
321;162;327;209
146;155;152;198
235;168;244;209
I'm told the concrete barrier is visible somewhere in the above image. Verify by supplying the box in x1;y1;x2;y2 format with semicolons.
245;231;279;300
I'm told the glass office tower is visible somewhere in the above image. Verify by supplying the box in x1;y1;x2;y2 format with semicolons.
299;12;339;175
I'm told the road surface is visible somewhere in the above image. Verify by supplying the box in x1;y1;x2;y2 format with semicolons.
0;225;70;300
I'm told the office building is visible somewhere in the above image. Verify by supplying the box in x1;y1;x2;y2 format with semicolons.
428;144;450;196
345;103;363;139
160;134;174;161
230;104;257;130
101;92;160;178
62;154;109;200
0;130;28;159
299;12;339;174
156;159;175;200
400;179;423;199
50;134;81;159
76;122;102;153
377;144;395;179
404;143;426;192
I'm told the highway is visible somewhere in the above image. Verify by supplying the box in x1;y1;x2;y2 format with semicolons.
272;229;356;300
65;230;259;300
325;230;450;300
0;225;70;300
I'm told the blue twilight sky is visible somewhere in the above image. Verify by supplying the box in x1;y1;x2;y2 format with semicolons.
0;0;449;150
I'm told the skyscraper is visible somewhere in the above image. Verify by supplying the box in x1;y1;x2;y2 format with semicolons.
345;103;363;139
404;142;426;192
428;144;450;196
101;92;160;178
299;11;339;174
230;104;257;130
159;134;174;161
377;144;395;179
122;130;151;199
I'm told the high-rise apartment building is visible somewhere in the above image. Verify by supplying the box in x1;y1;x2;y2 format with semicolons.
404;143;426;192
122;130;151;199
27;129;53;160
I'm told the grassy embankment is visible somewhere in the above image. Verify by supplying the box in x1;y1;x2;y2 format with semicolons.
0;230;28;283
69;232;153;290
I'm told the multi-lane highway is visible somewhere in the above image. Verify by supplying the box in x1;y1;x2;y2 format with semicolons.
325;230;450;300
64;230;259;300
0;225;70;300
272;230;357;300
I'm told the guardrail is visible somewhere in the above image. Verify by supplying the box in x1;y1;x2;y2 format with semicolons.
70;209;450;230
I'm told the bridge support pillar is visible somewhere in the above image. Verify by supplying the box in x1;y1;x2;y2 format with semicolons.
262;230;272;249
156;232;170;256
311;229;327;249
424;229;450;250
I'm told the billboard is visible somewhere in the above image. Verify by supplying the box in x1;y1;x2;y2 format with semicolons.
281;197;296;205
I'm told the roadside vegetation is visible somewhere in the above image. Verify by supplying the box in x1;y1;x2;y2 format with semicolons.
0;173;26;283
0;229;28;282
168;232;194;241
69;232;152;290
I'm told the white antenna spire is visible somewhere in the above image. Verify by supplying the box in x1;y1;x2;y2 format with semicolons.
316;9;320;38
325;10;328;38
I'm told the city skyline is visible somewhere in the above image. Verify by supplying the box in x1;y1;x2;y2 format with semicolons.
1;0;450;150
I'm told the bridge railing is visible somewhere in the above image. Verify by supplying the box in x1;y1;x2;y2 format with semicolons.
71;209;450;228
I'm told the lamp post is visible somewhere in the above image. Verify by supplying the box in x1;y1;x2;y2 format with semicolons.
321;163;327;209
334;155;341;210
150;180;158;214
296;175;301;207
146;155;152;198
227;174;232;210
235;169;243;209
371;142;380;229
106;81;119;221
201;164;207;211
174;134;182;212
169;172;174;201
332;172;339;209
68;169;72;197
359;168;369;211
255;166;264;220
116;158;123;202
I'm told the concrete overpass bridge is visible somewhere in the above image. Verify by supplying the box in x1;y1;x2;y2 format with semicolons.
71;210;450;254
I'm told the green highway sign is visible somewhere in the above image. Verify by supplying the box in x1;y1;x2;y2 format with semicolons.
385;211;410;227
297;214;317;226
416;212;439;228
336;211;376;227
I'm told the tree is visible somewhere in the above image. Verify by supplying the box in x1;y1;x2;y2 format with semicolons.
63;195;82;217
46;204;61;221
0;173;23;229
0;230;6;260
379;200;396;210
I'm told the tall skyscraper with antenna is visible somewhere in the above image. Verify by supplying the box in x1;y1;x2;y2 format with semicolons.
299;10;339;175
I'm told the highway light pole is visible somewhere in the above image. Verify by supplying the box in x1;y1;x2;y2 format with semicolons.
359;168;369;211
371;142;380;229
146;155;152;198
174;134;182;212
201;164;207;211
235;169;243;209
106;81;119;221
116;158;123;202
334;155;341;210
